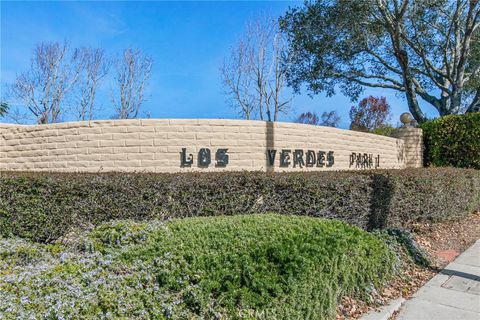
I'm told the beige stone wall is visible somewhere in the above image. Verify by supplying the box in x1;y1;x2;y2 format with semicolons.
1;119;406;172
392;127;423;168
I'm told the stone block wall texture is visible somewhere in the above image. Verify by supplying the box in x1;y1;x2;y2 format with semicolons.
1;119;408;172
392;127;423;168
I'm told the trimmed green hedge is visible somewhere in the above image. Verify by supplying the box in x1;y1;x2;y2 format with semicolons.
0;215;398;319
1;168;479;242
421;113;480;169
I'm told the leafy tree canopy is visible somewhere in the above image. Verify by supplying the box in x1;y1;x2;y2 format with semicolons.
350;96;392;131
281;0;480;123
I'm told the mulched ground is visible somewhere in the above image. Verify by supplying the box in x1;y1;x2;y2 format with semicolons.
336;211;480;319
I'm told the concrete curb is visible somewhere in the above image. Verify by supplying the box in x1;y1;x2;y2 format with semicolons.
360;297;406;320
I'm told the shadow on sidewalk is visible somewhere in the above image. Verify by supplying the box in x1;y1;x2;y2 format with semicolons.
440;269;480;282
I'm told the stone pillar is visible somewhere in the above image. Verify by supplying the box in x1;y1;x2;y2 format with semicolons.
392;113;424;168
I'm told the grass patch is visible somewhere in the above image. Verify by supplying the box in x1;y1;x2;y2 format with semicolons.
0;214;398;319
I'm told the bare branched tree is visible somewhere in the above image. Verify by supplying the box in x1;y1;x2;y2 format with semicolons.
248;16;271;121
294;111;320;125
112;48;153;119
74;47;109;121
267;32;291;121
219;40;256;119
220;14;291;121
319;110;341;127
2;106;31;124
294;110;341;127
9;41;81;124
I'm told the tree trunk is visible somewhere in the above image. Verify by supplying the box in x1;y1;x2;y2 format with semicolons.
467;90;480;113
397;50;427;123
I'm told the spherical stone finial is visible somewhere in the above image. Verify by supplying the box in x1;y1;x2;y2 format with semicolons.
400;112;413;127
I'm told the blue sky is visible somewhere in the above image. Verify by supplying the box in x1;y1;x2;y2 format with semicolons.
1;1;437;127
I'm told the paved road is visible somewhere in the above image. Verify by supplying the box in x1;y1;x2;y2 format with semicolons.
397;240;480;320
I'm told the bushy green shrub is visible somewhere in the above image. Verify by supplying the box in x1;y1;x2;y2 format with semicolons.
369;168;480;228
421;113;480;169
1;168;479;242
0;215;398;319
371;125;396;137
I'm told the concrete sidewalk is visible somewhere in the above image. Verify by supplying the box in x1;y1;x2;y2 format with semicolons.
397;239;480;320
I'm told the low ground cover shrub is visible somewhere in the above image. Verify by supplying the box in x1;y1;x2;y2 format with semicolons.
1;168;479;242
0;214;398;319
421;112;480;169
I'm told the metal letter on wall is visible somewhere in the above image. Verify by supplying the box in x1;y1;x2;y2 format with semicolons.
375;155;380;169
280;149;291;167
293;149;305;168
317;151;326;167
215;148;229;167
267;149;277;166
367;154;373;168
349;153;356;168
356;153;362;168
363;153;369;168
327;151;334;167
198;148;211;167
180;148;193;167
306;150;316;167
